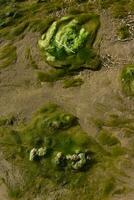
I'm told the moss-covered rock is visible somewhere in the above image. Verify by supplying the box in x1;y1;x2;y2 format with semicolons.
38;14;100;70
29;147;47;161
54;152;67;168
66;150;91;170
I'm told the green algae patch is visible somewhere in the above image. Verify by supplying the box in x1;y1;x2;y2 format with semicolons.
20;104;89;155
0;103;128;200
121;64;134;96
0;43;17;69
38;14;100;70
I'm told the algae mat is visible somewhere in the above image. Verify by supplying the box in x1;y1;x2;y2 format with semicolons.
38;14;100;70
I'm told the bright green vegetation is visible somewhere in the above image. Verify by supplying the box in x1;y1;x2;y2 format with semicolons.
0;43;17;69
37;13;100;83
0;1;101;84
117;25;130;40
0;103;128;199
0;0;132;83
121;64;134;96
38;14;100;69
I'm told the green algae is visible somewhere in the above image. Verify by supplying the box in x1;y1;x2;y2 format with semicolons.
0;103;128;200
38;14;100;70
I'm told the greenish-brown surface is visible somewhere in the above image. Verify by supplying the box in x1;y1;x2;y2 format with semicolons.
0;0;134;200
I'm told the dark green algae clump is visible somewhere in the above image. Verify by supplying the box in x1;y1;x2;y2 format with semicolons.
38;13;100;70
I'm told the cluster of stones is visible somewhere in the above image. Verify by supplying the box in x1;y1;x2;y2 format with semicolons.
54;150;91;170
102;54;115;68
122;15;134;38
29;148;91;170
29;147;47;161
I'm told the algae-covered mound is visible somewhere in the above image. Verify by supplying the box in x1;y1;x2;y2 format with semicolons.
38;14;100;69
0;103;127;199
121;64;134;96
